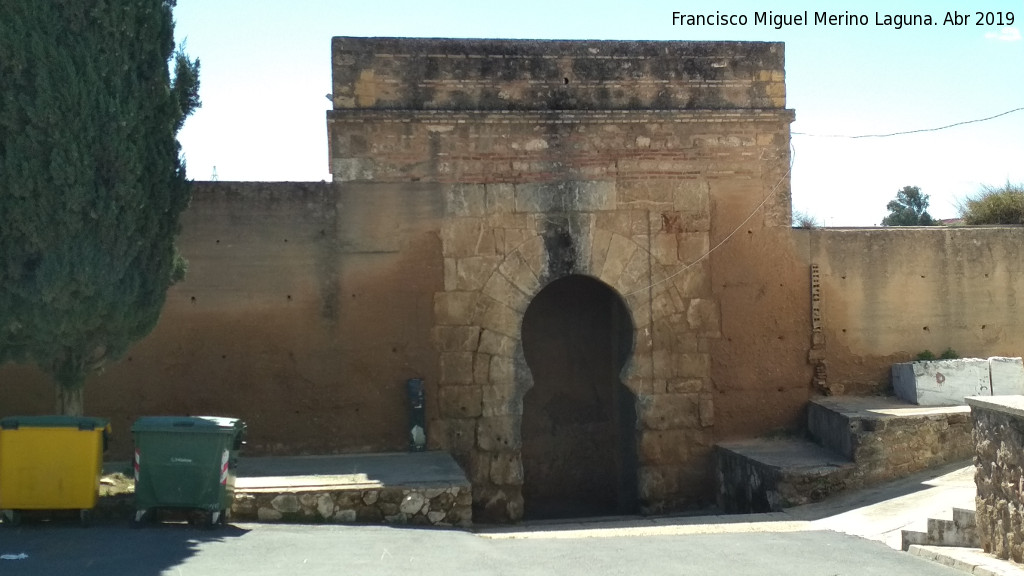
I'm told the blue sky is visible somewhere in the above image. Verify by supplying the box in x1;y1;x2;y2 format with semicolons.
173;0;1023;226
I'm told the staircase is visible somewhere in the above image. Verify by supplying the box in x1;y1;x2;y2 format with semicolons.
715;395;973;513
902;507;980;550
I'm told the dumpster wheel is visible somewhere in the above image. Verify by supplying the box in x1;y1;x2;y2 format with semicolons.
130;508;155;528
1;509;21;526
189;509;226;530
79;509;93;527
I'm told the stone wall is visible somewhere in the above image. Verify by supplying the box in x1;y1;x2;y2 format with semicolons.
234;485;472;527
968;396;1024;562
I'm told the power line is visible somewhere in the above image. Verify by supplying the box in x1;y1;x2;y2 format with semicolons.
792;106;1024;139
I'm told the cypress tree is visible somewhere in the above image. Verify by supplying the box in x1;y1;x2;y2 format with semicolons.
0;0;199;414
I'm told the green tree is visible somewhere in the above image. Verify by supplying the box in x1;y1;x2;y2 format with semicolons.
0;1;200;415
958;182;1024;225
881;186;936;226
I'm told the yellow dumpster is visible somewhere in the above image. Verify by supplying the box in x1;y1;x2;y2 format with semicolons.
0;416;110;526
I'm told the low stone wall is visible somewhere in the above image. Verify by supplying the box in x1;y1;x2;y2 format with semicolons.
232;485;472;528
968;396;1024;562
850;409;973;485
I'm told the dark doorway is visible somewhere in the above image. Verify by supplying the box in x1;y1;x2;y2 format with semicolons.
520;275;637;519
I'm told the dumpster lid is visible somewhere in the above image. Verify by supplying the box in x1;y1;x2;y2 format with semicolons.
132;416;243;434
0;415;110;431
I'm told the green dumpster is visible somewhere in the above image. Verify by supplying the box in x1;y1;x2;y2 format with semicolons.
131;416;245;527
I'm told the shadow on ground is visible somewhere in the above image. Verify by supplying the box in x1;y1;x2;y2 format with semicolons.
0;519;249;576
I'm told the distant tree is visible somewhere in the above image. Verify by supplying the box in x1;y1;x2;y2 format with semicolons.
792;210;820;229
0;1;200;415
881;186;936;226
958;182;1024;225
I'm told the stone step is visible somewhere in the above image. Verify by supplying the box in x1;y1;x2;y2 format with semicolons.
901;507;980;551
715;437;855;513
953;506;977;529
807;396;973;485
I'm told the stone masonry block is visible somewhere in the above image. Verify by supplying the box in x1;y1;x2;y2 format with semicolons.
667;379;705;394
514;181;616;213
625;293;652;328
498;252;540;300
478;329;517;358
482;272;528;312
331;158;375;182
516;236;547;281
438;386;483;419
677;232;710;263
456;256;502;291
686;299;721;337
637;464;680;503
615;249;650;296
431;418;476;454
474;353;491;384
489;355;515;384
601;234;637;290
699;394;714;427
481;383;520;417
990;357;1024;395
650;234;678;265
477;416;521;451
432;326;481;352
495;227;531;257
636;393;701;431
434;291;479;326
675;353;710;379
650;290;680;320
490;451;524;486
474;296;521;338
444;258;457;291
640;429;693;465
652;348;673;379
595;211;633;238
441;219;497;258
672;261;711;298
485;183;515;214
672;180;710;213
445;184;486;217
440;352;475;384
589;228;613;276
893;359;990;406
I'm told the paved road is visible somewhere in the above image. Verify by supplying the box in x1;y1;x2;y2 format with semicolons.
0;520;962;576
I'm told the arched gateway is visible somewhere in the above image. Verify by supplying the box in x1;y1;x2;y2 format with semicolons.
521;274;637;519
329;37;793;522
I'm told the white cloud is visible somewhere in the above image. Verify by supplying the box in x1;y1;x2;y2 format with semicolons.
985;26;1022;41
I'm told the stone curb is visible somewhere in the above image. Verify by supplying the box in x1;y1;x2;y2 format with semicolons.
909;545;1024;576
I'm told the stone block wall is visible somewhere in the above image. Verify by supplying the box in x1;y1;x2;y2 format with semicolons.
968;396;1024;562
332;37;785;111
